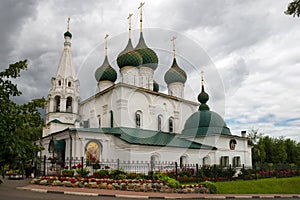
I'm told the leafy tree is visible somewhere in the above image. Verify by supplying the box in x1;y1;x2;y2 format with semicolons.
272;137;287;164
0;60;45;176
247;129;264;165
284;138;300;164
285;0;300;17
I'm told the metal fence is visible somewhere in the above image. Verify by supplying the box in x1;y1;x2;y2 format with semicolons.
34;156;300;183
36;156;176;176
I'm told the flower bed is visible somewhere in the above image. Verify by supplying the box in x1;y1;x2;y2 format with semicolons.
30;176;211;194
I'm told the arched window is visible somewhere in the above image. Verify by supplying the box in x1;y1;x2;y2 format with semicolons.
150;154;159;171
66;97;72;113
54;96;61;112
135;110;142;128
98;115;101;128
85;141;101;165
158;115;163;131
110;110;114;128
169;117;174;133
203;157;209;166
68;81;71;87
58;80;61;86
180;156;187;168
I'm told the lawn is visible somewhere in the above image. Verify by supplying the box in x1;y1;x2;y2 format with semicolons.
215;177;300;194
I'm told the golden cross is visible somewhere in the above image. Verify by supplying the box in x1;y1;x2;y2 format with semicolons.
67;17;70;31
138;2;145;32
171;36;177;58
127;13;133;38
104;34;109;56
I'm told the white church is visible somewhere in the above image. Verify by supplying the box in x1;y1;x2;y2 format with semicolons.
41;5;252;171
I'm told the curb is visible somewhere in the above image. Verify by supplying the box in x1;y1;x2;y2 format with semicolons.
17;187;300;199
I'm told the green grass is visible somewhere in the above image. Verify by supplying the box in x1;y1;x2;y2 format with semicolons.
215;177;300;194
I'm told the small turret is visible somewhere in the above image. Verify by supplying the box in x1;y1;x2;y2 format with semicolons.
164;37;187;98
95;34;117;92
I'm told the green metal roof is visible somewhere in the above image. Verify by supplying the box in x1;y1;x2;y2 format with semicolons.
181;110;231;137
64;31;72;38
49;139;65;152
135;33;158;70
95;56;117;82
72;127;216;150
48;119;73;125
164;58;187;84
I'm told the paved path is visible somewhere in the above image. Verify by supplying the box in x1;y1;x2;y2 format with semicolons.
18;180;300;199
1;177;300;199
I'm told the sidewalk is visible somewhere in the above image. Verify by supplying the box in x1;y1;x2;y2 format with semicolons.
18;182;300;199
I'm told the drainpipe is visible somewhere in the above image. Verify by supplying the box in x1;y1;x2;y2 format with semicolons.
69;130;73;169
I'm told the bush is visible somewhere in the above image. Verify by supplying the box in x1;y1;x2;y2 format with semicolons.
167;178;180;188
62;170;74;177
93;169;109;178
110;169;127;180
76;168;90;178
202;181;217;194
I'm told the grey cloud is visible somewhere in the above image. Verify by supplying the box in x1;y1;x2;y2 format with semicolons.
0;0;38;69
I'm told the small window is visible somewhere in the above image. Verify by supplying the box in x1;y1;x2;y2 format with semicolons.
68;81;71;87
135;111;142;128
98;115;101;128
233;156;241;167
169;117;174;133
158;115;163;131
83;120;90;128
203;157;209;166
180;156;187;168
58;80;61;86
54;96;61;112
110;110;114;128
66;97;72;113
220;156;229;167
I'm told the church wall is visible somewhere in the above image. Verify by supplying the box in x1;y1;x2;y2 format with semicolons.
78;85;198;133
194;135;252;167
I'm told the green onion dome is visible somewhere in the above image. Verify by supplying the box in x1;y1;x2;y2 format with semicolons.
64;31;72;38
181;82;231;137
117;39;143;68
198;84;209;111
164;58;187;84
95;56;117;82
135;33;158;70
153;80;159;92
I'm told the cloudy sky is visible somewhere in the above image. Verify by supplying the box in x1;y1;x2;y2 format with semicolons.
1;0;300;141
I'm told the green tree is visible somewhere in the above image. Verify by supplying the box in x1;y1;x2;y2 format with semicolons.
273;137;287;164
0;60;45;176
247;129;264;165
285;0;300;17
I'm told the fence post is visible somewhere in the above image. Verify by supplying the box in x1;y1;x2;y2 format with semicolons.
243;164;245;180
175;162;178;180
255;164;258;180
43;155;46;176
81;156;84;172
196;163;199;183
214;164;217;182
117;159;120;170
229;164;232;181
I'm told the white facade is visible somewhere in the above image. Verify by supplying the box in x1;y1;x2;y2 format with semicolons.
41;26;252;170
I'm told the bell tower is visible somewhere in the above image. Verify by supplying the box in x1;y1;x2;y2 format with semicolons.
44;18;80;136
